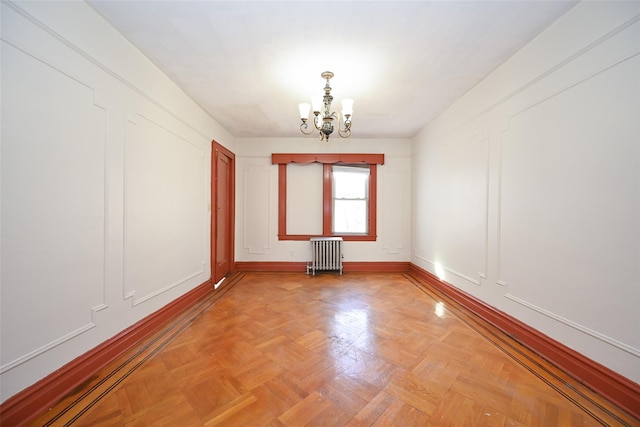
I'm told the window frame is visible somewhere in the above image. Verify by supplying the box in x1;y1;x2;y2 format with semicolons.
272;153;384;241
332;164;370;235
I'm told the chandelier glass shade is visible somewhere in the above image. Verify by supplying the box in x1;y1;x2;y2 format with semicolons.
298;71;353;141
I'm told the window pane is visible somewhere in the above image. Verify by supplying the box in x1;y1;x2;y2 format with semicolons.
334;200;367;233
332;165;369;234
333;168;368;199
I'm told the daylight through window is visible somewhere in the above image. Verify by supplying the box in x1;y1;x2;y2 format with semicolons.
271;153;383;241
333;165;369;234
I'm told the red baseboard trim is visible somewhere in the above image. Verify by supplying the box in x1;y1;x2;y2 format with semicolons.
235;261;309;272
235;261;411;273
0;279;213;427
408;263;640;419
343;261;411;273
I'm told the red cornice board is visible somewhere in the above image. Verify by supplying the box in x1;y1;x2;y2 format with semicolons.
271;153;384;165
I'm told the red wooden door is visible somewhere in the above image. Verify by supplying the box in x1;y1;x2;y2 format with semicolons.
212;142;234;284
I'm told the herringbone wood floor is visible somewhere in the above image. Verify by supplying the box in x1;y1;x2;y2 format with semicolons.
31;272;637;426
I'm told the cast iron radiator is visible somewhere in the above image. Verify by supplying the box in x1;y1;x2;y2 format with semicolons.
307;237;343;275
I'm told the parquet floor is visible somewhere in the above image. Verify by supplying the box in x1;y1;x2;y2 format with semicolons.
30;272;637;426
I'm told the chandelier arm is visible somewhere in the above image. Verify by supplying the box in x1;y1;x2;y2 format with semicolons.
298;71;352;140
336;112;351;138
313;115;323;131
337;125;351;138
300;120;314;135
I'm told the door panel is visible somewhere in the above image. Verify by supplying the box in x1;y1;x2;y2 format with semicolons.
212;143;234;284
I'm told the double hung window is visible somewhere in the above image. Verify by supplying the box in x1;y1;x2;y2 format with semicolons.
332;165;369;235
272;153;383;241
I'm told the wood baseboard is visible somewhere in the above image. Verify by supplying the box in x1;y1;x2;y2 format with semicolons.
234;261;308;272
235;261;411;273
5;266;636;423
343;261;410;273
0;279;213;427
408;263;640;419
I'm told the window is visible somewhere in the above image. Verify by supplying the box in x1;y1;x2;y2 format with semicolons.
332;165;369;234
272;153;384;241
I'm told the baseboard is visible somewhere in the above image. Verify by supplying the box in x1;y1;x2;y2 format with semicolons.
235;261;411;273
408;263;640;419
235;261;308;272
343;261;410;272
6;267;636;423
0;279;213;427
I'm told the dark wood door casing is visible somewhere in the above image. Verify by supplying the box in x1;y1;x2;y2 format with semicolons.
211;141;235;284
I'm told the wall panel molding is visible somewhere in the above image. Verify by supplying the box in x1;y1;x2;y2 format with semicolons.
413;130;489;286
0;302;108;376
504;293;640;357
412;254;481;286
408;264;640;419
0;324;95;376
1;0;215;142
123;114;207;304
496;52;640;357
496;27;640;285
1;34;109;373
380;165;407;255
1;0;220;406
130;269;206;306
493;19;640;288
242;165;271;254
442;11;640;135
0;278;214;426
415;130;490;286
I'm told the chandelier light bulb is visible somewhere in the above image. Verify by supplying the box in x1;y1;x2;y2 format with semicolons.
341;98;354;117
311;97;322;114
298;103;311;120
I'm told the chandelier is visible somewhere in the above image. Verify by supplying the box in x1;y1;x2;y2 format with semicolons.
298;71;353;141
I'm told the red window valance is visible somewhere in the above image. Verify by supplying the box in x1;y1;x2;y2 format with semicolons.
271;153;384;165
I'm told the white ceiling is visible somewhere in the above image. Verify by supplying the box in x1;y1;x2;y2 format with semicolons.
87;0;578;139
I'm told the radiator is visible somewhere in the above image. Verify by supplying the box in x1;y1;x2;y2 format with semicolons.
307;237;343;275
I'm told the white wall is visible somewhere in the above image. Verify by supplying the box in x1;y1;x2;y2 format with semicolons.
3;0;636;407
412;1;640;382
235;137;412;263
0;1;234;403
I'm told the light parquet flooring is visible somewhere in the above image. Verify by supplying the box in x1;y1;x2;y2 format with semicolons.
30;272;637;426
